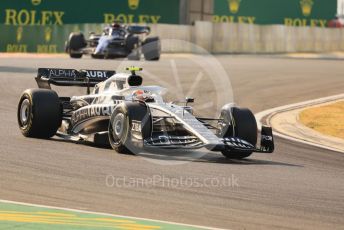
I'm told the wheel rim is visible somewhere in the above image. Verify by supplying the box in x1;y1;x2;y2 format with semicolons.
19;99;30;127
112;113;125;140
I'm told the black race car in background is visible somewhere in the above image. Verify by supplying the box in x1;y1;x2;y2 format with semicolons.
65;23;161;60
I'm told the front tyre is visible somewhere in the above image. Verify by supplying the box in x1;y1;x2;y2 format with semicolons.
218;106;257;159
108;102;152;154
108;106;131;154
17;89;62;138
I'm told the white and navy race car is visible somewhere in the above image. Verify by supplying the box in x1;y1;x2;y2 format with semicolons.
17;67;274;159
65;23;160;60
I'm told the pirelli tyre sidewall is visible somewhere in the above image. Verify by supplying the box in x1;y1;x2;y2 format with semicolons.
17;89;62;139
219;106;258;159
109;102;152;154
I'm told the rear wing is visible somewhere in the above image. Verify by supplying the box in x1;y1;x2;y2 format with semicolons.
127;25;150;35
36;68;116;89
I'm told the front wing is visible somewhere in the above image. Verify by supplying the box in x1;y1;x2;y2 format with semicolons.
143;126;274;154
144;104;274;154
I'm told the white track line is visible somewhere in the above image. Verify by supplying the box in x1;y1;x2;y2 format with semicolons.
0;199;226;230
255;94;344;153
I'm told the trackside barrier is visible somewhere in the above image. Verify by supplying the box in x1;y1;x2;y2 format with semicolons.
1;22;344;54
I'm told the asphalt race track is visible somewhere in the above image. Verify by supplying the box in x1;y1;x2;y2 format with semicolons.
0;54;344;229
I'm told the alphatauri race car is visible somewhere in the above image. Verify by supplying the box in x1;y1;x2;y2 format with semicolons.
17;67;274;159
65;23;160;60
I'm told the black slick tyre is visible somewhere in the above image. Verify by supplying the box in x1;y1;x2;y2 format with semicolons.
17;89;62;138
68;32;86;58
142;37;161;61
108;102;152;154
219;107;257;159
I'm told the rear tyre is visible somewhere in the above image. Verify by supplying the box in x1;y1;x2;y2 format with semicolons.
218;106;257;159
108;102;152;154
142;37;161;61
17;89;62;138
68;32;86;58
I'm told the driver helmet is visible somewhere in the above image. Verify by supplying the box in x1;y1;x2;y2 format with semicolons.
111;22;121;29
132;90;154;102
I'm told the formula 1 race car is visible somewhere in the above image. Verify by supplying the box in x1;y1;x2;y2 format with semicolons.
17;67;274;159
65;22;161;60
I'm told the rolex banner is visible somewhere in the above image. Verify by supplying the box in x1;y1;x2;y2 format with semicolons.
0;0;180;25
214;0;337;27
1;24;79;53
0;0;180;52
